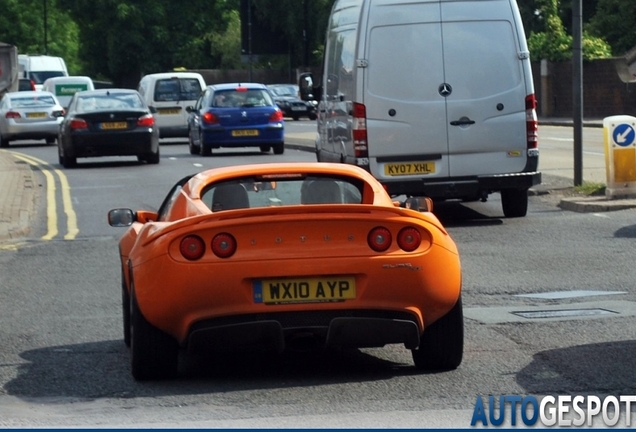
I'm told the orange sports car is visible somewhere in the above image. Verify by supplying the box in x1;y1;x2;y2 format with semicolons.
108;162;463;381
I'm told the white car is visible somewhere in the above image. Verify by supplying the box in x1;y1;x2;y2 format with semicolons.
0;91;65;147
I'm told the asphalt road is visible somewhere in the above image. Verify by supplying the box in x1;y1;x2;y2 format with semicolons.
1;123;636;427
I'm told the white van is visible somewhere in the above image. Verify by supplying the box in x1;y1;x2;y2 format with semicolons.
42;76;94;108
18;55;69;90
137;72;206;138
299;0;541;218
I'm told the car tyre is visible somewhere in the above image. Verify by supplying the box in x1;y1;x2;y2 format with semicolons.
189;133;200;155
0;136;8;148
308;113;317;121
199;131;211;156
260;145;271;153
501;189;528;218
145;147;160;164
411;295;463;371
292;115;299;121
46;137;56;145
273;143;285;155
130;285;179;381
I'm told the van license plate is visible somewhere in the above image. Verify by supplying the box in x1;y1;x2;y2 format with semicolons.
100;122;127;130
254;277;356;304
232;129;259;137
384;162;436;176
157;108;180;115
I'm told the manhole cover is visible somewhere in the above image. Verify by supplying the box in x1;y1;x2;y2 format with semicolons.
512;308;618;319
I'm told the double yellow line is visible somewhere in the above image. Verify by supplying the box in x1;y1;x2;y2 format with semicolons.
9;151;78;240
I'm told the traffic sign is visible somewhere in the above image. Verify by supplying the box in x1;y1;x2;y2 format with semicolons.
612;123;635;147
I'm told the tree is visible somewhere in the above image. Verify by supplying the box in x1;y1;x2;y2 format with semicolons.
0;0;81;73
526;0;611;61
58;0;238;86
587;0;636;55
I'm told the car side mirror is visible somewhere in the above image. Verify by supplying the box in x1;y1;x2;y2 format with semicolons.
185;106;194;113
148;106;157;114
108;208;135;227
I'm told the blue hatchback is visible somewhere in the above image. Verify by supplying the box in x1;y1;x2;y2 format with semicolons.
186;83;285;156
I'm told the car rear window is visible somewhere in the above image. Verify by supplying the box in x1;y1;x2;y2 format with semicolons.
77;93;144;112
154;78;202;102
201;175;364;212
11;95;56;107
211;89;275;108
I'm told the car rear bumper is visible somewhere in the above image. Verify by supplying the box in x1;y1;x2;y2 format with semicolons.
382;171;542;198
187;310;421;353
158;125;188;138
66;130;159;157
201;125;284;147
3;120;60;140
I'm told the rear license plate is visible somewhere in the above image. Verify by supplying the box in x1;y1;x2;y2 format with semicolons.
254;277;356;304
157;108;180;115
26;112;47;118
291;106;307;111
232;129;259;137
100;122;128;130
384;161;436;176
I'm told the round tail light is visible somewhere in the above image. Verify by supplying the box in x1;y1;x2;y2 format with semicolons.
212;233;236;258
180;235;205;260
368;226;392;252
397;227;421;252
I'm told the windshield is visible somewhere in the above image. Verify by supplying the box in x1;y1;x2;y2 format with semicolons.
201;175;363;212
76;93;145;112
28;71;66;84
154;78;202;102
11;95;57;107
270;86;298;97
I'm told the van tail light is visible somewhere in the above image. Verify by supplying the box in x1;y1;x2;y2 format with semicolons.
526;94;538;150
29;80;36;91
397;227;421;252
352;102;370;169
69;118;88;130
5;111;21;119
180;235;206;261
202;112;219;125
212;233;236;258
137;114;155;127
269;109;284;122
368;226;392;252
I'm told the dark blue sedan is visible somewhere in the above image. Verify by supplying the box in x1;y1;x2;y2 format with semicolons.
186;83;285;156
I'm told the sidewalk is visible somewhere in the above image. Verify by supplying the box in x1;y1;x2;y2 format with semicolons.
0;150;37;242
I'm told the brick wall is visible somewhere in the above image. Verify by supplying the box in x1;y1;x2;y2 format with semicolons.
532;59;636;119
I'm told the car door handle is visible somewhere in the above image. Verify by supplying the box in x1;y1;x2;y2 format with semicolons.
450;118;475;126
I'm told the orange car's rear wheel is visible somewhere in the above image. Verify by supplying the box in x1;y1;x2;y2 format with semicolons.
130;285;179;381
411;295;464;371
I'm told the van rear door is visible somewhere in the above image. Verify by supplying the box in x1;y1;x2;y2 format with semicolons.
363;0;449;181
441;0;528;177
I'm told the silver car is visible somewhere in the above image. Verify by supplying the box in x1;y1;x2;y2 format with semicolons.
0;91;65;147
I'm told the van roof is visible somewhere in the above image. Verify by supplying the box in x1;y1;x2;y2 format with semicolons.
43;76;92;84
141;72;204;80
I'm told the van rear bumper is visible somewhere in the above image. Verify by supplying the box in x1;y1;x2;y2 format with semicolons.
382;171;542;199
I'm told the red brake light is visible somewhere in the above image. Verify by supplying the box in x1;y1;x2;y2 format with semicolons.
526;94;538;149
236;87;248;92
202;112;219;125
137;114;155;127
269;110;284;122
212;233;236;258
70;118;88;130
352;102;368;160
5;111;21;119
397;227;421;252
180;235;205;261
368;226;392;252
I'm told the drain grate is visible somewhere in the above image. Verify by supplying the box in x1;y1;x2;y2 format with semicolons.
512;308;618;319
